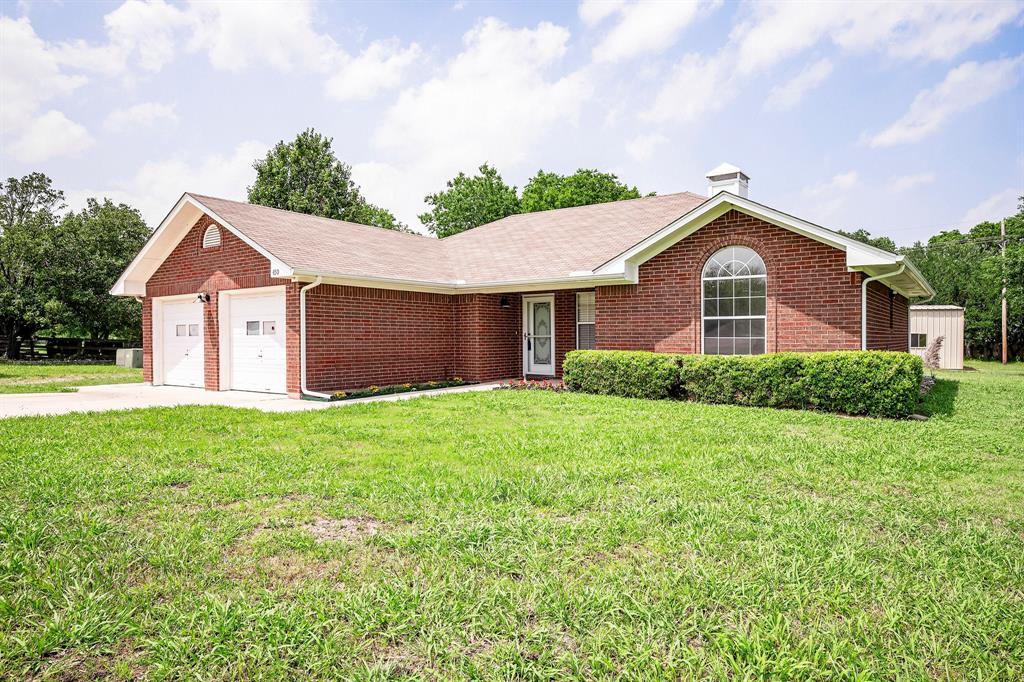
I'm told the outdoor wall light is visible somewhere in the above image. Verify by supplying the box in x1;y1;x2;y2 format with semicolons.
499;296;511;309
196;293;211;304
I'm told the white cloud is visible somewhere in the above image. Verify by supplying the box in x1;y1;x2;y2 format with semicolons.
103;102;178;132
960;187;1021;226
325;40;423;102
579;0;627;26
643;53;732;123
187;0;339;73
374;18;592;172
891;172;936;193
800;170;859;221
763;58;833;111
732;1;1023;76
5;110;94;163
625;132;668;161
589;1;710;64
868;55;1024;147
66;140;265;226
0;16;92;162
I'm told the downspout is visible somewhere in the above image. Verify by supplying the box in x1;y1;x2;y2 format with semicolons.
861;263;905;351
299;277;332;399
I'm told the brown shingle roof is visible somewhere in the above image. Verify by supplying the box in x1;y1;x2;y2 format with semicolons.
189;191;708;285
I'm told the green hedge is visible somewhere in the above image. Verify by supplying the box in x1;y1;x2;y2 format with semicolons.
562;350;679;399
563;350;923;418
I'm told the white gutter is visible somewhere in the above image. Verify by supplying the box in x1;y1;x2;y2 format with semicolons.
299;276;331;399
861;263;905;351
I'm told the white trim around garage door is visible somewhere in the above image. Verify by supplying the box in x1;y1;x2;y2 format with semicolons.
217;285;288;393
152;293;205;387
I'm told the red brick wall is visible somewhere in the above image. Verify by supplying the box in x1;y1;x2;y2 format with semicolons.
865;280;909;351
595;210;863;353
453;294;522;382
144;214;290;390
303;284;456;392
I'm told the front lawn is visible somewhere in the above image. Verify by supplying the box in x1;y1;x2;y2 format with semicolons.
0;362;142;394
0;362;1021;679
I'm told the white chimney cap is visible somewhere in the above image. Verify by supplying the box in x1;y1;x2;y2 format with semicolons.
705;162;749;198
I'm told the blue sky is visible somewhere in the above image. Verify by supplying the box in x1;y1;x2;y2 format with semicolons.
1;0;1022;245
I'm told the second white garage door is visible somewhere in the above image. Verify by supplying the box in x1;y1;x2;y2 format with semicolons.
226;290;286;393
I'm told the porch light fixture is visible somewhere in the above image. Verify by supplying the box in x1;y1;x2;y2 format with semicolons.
196;292;211;304
499;296;511;308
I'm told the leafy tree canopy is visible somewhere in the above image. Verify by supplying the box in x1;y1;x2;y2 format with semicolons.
418;163;521;238
838;228;898;253
520;168;644;213
248;128;407;232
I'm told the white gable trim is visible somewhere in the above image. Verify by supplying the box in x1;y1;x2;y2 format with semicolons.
110;194;293;296
593;192;933;298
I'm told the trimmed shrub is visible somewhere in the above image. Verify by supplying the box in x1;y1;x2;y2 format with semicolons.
563;350;680;399
565;349;923;418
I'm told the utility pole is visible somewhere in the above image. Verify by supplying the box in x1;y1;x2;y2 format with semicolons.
1002;218;1008;365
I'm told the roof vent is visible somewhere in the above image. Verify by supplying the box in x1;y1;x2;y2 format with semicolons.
706;163;749;198
202;224;221;248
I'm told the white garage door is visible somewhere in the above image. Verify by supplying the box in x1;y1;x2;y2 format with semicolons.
227;290;286;393
161;299;204;388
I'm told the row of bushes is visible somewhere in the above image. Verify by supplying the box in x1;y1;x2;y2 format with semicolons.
562;350;923;418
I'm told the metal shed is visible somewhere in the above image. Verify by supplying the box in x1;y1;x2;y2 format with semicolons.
909;305;964;370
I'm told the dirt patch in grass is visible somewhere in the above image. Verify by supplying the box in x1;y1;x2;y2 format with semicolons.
305;516;383;542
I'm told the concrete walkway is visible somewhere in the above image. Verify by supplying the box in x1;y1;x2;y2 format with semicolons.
0;382;504;418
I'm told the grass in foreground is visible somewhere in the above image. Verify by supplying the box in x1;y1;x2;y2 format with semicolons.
0;362;1021;680
0;362;142;394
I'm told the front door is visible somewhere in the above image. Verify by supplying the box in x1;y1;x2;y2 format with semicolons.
523;295;555;376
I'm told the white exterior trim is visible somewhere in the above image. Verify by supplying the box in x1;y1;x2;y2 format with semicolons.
110;193;293;297
151;293;204;387
217;285;287;391
522;293;556;376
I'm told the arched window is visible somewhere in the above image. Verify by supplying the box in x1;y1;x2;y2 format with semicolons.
202;224;221;248
702;246;766;355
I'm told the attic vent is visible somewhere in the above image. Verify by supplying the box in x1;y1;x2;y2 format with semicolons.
202;224;221;248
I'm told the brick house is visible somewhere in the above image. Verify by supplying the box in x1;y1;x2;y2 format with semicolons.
112;164;933;398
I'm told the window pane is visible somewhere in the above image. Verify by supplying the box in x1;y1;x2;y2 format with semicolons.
702;246;768;357
750;277;766;296
246;321;260;336
719;279;734;298
735;338;750;355
704;299;717;316
750;297;766;315
704;319;719;337
751;319;765;337
719;338;735;355
581;321;598;348
188;324;199;337
576;293;595;324
735;319;750;337
735;298;749;316
751;338;765;354
175;324;186;337
735;278;750;297
718;298;733;316
263;321;276;335
704;337;718;354
720;319;734;338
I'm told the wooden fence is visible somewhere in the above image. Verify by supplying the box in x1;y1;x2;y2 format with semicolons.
0;336;140;362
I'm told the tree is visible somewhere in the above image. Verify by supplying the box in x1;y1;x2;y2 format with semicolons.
419;163;520;238
520;168;643;213
838;228;898;253
0;173;65;358
50;199;150;340
248;128;406;231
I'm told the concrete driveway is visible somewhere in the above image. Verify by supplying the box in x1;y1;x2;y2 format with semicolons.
0;382;502;418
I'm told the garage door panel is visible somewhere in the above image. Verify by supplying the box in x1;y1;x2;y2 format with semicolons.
161;299;204;388
228;291;286;394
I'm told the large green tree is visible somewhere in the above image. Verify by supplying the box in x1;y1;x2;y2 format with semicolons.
248;129;408;232
0;173;65;358
51;199;150;340
418;163;521;238
520;168;643;213
838;228;898;253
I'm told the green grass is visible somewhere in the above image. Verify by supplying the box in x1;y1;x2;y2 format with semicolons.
0;363;142;394
0;362;1021;680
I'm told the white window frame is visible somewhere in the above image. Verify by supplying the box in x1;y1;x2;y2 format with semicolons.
576;291;596;350
700;246;768;356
